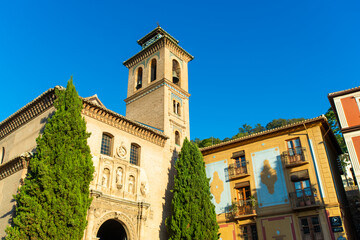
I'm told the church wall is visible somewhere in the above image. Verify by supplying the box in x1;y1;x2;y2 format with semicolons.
0;108;55;239
83;115;169;239
0;107;55;165
0;170;25;239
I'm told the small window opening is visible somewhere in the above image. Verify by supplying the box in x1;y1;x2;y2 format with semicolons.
130;143;140;165
177;102;180;115
175;131;180;145
172;60;180;86
101;133;112;156
136;68;143;89
151;59;157;82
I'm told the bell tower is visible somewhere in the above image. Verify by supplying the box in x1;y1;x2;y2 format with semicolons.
123;27;193;148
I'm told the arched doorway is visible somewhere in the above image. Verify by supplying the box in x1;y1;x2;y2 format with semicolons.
96;219;128;240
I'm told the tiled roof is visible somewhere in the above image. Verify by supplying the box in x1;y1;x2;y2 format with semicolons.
328;86;360;98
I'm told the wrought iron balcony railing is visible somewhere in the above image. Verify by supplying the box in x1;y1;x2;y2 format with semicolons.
289;187;320;210
281;147;307;167
228;200;257;219
228;163;249;179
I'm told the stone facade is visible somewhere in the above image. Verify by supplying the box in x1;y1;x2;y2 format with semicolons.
0;27;193;240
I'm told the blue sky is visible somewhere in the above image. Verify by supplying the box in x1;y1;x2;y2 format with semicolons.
1;1;359;140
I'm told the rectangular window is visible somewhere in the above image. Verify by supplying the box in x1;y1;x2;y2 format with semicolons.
101;134;112;156
287;138;301;156
240;224;258;240
299;216;323;240
130;144;140;165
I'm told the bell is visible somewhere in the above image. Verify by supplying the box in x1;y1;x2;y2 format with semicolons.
172;70;179;84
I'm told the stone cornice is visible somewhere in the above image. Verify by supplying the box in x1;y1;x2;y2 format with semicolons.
123;38;165;68
0;155;30;180
164;37;193;62
82;100;168;147
123;36;194;69
200;116;334;155
90;189;150;208
124;78;190;105
0;87;59;141
0;86;168;147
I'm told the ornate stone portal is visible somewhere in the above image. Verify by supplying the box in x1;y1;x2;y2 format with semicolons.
85;153;150;240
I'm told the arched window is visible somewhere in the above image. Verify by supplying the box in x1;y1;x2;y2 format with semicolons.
175;131;180;145
173;100;177;114
172;60;180;86
0;147;4;164
101;133;113;156
177;102;181;116
130;143;140;165
136;67;143;89
151;59;157;82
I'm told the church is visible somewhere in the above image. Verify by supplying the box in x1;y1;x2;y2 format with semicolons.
0;27;192;240
0;27;356;240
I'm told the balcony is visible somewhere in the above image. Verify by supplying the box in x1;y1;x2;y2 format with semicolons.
228;163;250;180
289;187;320;210
282;147;308;168
227;200;257;220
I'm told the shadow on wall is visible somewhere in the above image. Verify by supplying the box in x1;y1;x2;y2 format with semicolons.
0;185;16;240
159;149;177;240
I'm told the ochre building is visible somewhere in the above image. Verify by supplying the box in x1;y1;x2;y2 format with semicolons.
201;117;355;240
0;27;193;240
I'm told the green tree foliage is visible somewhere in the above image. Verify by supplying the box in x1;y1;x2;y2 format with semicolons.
167;138;219;240
6;78;94;240
325;107;347;152
265;118;305;130
193;118;305;147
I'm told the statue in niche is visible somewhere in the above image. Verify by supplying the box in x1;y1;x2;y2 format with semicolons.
101;168;110;187
140;182;148;197
128;175;135;194
260;160;278;194
116;167;123;189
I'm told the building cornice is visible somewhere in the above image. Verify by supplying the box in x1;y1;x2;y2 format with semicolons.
342;125;360;134
123;36;194;69
0;154;30;180
82;100;168;147
200;116;335;155
328;86;360;98
124;78;190;105
0;87;168;147
0;87;59;141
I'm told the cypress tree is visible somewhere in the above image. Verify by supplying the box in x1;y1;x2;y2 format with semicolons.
6;78;94;240
167;138;219;240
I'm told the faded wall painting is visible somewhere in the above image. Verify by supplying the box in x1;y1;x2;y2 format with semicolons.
205;160;231;214
260;215;296;240
251;148;288;208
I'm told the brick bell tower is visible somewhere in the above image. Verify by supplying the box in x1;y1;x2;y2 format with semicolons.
123;27;193;150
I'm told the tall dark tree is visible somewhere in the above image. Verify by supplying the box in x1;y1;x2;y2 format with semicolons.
167;138;219;240
325;107;347;152
6;78;94;240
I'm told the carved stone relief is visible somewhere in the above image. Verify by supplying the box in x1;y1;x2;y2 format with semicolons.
116;142;127;159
